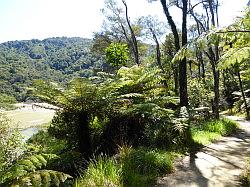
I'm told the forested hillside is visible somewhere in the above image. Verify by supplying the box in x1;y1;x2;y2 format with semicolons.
0;37;107;101
0;0;249;186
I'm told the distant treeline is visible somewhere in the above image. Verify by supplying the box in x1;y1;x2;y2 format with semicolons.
0;37;110;101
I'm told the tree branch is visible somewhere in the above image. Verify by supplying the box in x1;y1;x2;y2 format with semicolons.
122;0;140;65
188;0;208;14
216;30;250;33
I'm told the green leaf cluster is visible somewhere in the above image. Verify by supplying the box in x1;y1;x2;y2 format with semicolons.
105;42;129;66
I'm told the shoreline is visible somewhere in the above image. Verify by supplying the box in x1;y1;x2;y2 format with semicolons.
1;102;56;129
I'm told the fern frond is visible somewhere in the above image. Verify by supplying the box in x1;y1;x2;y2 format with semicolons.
10;170;73;187
0;154;59;184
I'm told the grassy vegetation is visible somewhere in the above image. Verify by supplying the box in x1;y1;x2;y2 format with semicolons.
75;156;122;187
241;158;250;186
75;118;239;186
75;147;175;187
120;147;175;186
191;118;239;145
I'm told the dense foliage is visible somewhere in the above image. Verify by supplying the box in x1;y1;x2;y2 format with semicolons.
0;37;108;101
105;42;129;66
0;115;25;173
0;1;249;186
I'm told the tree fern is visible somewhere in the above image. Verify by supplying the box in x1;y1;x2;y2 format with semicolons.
9;170;73;187
0;154;59;184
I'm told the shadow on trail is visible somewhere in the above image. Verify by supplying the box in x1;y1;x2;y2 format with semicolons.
189;152;209;187
157;151;209;187
157;117;250;186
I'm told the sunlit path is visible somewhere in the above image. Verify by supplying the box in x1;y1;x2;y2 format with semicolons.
157;116;250;187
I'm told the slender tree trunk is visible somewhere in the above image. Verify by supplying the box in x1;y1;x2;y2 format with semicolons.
237;69;249;116
222;70;226;91
211;62;220;119
196;47;205;79
160;0;180;50
208;0;216;27
160;0;188;106
201;56;205;78
122;0;140;65
188;60;192;77
207;0;220;119
179;57;188;106
173;64;179;95
214;41;220;119
161;0;181;95
198;60;201;78
179;0;188;107
150;28;165;73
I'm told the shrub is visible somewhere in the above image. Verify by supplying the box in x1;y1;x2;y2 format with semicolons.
75;156;122;187
188;78;213;108
105;42;128;67
76;147;175;187
27;130;66;154
98;114;147;155
119;147;174;186
0;93;17;110
144;121;187;150
202;118;239;135
0;114;25;172
191;118;239;145
48;151;86;177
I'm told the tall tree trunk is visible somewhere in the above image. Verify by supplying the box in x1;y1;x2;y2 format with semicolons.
206;46;220;119
160;0;188;106
207;0;220;119
236;69;249;116
208;0;216;27
179;0;188;107
198;61;201;78
179;57;188;106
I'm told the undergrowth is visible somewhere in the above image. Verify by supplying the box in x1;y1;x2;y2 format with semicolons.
75;147;176;187
191;118;239;145
75;118;239;186
75;156;122;187
27;130;66;154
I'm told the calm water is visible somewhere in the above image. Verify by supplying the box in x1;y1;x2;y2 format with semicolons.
21;127;40;141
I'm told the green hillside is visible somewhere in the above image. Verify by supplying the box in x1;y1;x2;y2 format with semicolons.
0;37;107;101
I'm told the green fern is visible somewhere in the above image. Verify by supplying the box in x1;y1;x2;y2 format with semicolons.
0;154;59;184
9;170;73;187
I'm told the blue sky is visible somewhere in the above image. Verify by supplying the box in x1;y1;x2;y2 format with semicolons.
0;0;248;43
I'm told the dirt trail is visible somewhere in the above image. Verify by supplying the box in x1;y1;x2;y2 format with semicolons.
157;116;250;187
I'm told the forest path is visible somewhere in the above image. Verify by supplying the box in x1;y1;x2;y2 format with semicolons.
156;116;250;187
